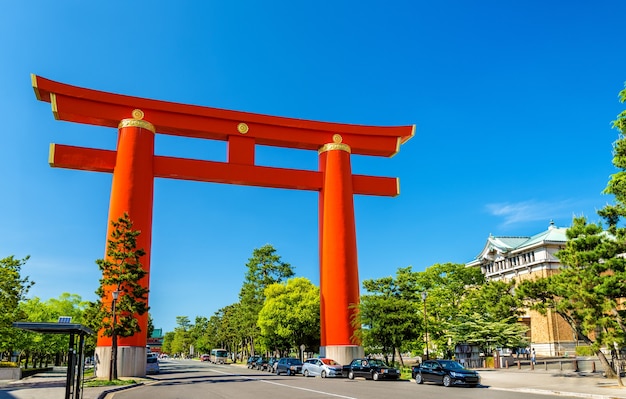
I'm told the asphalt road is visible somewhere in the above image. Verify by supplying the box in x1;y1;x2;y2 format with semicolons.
109;359;584;399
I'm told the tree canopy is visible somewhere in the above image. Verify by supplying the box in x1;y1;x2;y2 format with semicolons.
94;213;149;339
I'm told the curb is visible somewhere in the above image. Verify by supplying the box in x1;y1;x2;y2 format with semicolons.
95;382;145;399
488;386;625;399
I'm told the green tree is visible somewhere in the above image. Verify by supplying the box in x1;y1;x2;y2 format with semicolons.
94;213;149;379
18;293;93;367
356;269;420;365
94;213;149;335
238;245;294;355
257;277;319;356
517;84;626;381
0;255;33;360
517;217;624;380
451;280;528;354
411;263;485;358
147;314;155;340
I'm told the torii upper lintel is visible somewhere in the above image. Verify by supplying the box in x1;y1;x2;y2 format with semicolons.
33;74;414;157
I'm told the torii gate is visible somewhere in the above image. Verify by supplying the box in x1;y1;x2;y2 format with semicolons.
32;74;413;376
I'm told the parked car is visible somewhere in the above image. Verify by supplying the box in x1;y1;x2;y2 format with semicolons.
275;357;303;376
247;355;262;369
146;353;160;374
302;358;343;378
253;356;268;370
344;358;400;381
412;359;480;387
267;357;279;372
200;354;210;362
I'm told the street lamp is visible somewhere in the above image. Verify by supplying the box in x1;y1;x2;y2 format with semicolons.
421;291;429;360
109;289;119;381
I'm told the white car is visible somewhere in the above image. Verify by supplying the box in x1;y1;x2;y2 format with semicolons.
302;358;343;378
146;353;160;374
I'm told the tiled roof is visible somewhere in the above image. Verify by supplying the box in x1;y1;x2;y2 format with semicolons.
470;221;567;263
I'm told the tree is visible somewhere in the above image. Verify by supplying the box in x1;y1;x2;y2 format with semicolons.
94;213;149;379
18;293;93;367
410;263;485;358
517;217;624;380
238;245;294;355
257;277;320;356
451;280;528;355
516;84;626;381
356;269;420;365
0;255;33;360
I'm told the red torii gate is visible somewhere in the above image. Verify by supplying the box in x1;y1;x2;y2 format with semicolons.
32;74;413;376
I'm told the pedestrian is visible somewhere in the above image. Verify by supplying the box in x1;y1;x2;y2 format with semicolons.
531;348;536;365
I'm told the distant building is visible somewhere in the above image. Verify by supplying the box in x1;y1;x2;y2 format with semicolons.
147;328;164;353
466;221;577;356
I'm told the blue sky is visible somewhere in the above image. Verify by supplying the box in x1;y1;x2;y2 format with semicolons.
2;1;625;333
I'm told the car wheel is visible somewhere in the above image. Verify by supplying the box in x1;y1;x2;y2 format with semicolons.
372;372;380;381
348;371;355;380
304;370;310;377
321;370;327;378
415;374;423;384
443;375;452;387
276;368;281;375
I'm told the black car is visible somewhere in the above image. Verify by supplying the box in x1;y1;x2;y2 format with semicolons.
412;359;480;387
275;357;303;376
247;355;261;369
344;358;400;381
253;356;268;370
267;357;279;372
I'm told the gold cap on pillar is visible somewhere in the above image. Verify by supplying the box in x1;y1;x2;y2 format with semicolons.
118;109;155;133
318;134;351;154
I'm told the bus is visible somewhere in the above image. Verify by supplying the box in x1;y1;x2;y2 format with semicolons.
210;348;228;364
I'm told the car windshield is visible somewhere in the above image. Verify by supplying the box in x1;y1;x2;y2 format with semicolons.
368;359;388;367
287;359;303;365
439;360;465;369
322;359;339;365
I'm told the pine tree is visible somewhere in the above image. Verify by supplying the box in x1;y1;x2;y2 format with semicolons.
94;213;149;379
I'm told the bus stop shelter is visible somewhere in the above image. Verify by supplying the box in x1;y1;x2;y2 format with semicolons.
13;321;95;399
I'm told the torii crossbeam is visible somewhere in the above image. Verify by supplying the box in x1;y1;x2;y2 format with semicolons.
32;74;413;376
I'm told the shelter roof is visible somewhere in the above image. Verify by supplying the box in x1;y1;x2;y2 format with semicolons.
13;322;95;335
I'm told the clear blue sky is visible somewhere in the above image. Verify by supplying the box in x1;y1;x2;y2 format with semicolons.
1;1;625;333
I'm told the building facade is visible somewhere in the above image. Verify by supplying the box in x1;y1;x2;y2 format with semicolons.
466;221;577;356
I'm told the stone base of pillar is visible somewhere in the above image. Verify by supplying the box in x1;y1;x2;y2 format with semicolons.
320;345;364;367
95;346;147;378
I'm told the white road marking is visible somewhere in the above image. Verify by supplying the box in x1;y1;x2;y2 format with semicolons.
211;368;358;399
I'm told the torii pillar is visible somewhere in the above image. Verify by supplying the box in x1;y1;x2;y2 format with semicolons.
31;74;413;374
318;136;363;362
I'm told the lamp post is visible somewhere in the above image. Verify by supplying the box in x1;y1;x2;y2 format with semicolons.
109;290;119;381
421;291;429;360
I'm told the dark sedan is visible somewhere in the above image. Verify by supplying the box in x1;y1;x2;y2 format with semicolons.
275;357;303;376
412;359;480;387
345;358;400;381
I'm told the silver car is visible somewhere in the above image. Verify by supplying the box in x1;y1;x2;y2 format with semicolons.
302;358;343;378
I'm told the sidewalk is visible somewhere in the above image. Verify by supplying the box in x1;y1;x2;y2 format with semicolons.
0;367;146;399
478;368;626;399
1;365;625;399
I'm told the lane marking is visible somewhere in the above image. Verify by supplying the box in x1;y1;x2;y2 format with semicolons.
211;369;358;399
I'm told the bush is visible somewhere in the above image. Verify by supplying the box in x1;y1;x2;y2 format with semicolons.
0;362;18;368
575;346;594;356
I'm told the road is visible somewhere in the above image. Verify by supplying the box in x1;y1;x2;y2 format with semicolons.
110;359;584;399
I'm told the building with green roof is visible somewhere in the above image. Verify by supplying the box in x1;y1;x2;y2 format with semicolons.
467;221;576;356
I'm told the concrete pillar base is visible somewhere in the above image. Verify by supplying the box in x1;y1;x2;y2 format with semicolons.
95;346;147;378
320;345;364;367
